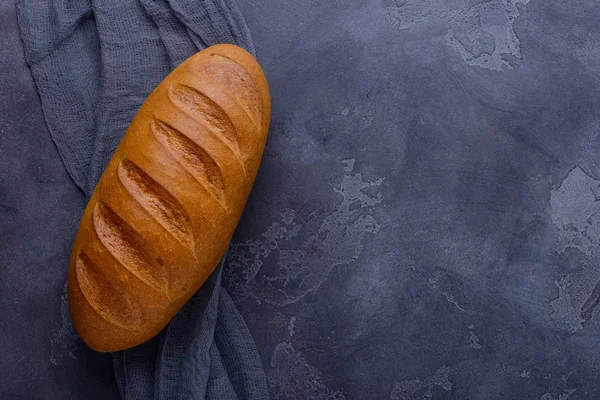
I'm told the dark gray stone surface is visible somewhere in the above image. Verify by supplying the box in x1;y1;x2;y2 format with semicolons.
3;0;600;398
0;2;118;399
0;1;118;399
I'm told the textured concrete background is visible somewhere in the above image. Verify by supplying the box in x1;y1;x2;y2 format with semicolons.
3;0;600;398
0;2;117;399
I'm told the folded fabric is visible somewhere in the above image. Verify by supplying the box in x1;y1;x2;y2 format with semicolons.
16;0;268;398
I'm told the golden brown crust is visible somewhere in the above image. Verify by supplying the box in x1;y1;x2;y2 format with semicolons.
67;44;270;352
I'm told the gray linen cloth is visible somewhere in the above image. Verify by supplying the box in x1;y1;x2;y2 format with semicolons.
16;0;268;398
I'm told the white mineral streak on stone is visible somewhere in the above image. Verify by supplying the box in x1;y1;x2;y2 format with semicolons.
225;159;384;306
269;342;346;399
390;365;453;400
387;0;533;70
549;167;600;333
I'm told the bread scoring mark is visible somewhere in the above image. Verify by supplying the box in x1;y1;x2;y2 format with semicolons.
92;201;169;295
75;252;142;329
151;119;227;209
168;85;238;149
168;84;246;175
194;55;262;129
117;159;195;250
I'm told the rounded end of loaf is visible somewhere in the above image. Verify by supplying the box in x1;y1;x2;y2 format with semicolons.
199;43;271;135
67;44;271;352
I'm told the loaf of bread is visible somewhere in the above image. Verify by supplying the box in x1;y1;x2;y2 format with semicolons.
67;44;270;352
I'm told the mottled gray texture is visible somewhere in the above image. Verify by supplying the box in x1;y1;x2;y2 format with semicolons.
3;0;600;398
0;2;115;398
